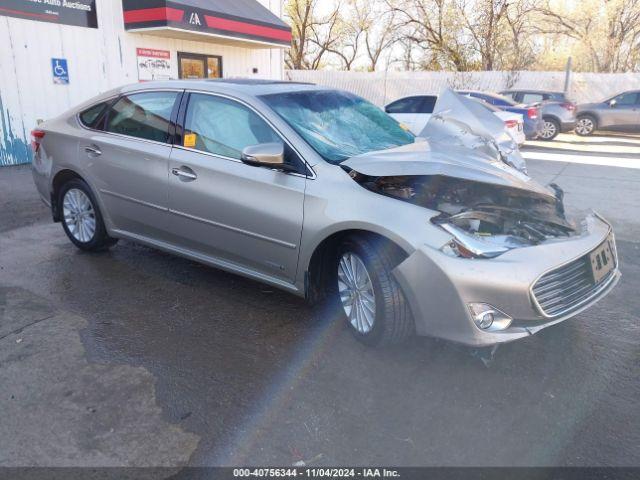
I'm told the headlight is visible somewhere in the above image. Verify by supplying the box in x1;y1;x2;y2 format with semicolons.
439;223;514;258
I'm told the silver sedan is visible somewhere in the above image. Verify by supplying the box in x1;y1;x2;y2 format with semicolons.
31;80;620;347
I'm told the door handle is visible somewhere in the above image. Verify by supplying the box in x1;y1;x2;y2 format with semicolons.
172;166;197;181
84;145;102;156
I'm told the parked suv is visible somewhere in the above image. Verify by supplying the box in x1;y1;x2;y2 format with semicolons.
575;90;640;136
31;81;619;347
457;91;543;140
500;89;576;140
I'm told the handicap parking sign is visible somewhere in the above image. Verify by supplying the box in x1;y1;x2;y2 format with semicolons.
52;58;69;84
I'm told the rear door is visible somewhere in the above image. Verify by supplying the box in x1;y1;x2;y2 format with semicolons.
166;92;307;283
82;90;181;239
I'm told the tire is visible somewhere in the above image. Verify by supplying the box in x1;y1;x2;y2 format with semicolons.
575;115;596;136
540;117;560;141
58;178;118;251
336;235;414;346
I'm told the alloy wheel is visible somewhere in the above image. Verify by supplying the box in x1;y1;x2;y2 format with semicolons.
338;252;376;334
63;188;96;243
540;120;557;139
576;117;594;135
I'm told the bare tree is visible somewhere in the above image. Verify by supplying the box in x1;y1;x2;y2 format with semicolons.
363;6;399;71
285;0;343;70
534;0;640;72
326;0;367;70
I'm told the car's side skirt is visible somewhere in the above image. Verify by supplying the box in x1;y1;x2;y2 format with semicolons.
110;228;303;296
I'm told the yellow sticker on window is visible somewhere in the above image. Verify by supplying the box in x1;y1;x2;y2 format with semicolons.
183;133;197;148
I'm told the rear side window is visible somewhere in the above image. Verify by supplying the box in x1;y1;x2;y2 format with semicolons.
79;102;108;128
419;96;437;114
521;93;545;104
105;92;179;143
386;97;423;114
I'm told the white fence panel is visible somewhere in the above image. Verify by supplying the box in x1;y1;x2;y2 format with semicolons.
286;70;640;106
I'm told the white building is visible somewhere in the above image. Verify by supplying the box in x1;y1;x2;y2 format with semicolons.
0;0;290;166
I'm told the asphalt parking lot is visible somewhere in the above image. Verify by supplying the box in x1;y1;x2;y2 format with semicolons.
0;133;639;469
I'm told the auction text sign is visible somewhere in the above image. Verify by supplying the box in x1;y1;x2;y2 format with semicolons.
0;0;98;28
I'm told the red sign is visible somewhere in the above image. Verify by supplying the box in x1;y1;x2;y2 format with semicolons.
136;48;170;59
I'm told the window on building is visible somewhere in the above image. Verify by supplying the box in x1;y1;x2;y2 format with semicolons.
178;53;223;79
105;92;178;143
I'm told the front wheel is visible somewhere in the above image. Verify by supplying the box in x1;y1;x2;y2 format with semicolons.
336;236;414;346
575;115;596;136
540;117;560;140
59;178;118;251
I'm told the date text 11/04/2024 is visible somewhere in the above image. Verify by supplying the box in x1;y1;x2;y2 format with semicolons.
232;468;400;478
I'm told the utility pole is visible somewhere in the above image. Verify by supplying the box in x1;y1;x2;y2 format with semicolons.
563;57;572;94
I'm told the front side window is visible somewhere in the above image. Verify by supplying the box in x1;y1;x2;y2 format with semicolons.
612;92;638;106
183;93;282;160
261;90;414;164
105;92;178;143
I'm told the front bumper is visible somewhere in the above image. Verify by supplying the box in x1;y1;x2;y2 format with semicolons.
393;213;620;346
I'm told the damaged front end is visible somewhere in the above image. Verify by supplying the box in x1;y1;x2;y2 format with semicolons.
349;171;575;258
340;89;578;259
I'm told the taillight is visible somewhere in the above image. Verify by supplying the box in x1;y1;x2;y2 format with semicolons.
561;102;576;111
504;119;518;129
527;108;539;119
31;129;45;153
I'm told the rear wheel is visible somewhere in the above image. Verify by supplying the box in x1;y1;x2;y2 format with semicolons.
540;117;560;140
575;115;596;136
336;235;414;346
59;178;118;251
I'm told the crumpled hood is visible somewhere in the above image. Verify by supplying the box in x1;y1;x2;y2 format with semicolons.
418;89;527;173
342;140;555;199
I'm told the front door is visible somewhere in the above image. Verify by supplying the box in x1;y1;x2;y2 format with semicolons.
605;91;640;130
167;92;306;283
178;52;222;79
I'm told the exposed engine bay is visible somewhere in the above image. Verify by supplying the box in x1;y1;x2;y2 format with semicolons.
349;171;576;247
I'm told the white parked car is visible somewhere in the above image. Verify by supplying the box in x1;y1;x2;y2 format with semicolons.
385;95;525;145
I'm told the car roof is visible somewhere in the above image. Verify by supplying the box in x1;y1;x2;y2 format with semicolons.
501;89;564;95
118;79;324;97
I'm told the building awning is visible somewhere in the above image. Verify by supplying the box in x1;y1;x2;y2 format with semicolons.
122;0;291;48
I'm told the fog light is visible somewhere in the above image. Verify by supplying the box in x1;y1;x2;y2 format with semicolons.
468;303;512;331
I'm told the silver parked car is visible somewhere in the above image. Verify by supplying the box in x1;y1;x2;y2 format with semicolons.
575;90;640;136
31;81;620;347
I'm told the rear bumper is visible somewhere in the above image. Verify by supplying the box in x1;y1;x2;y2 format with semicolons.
393;213;620;347
560;120;576;132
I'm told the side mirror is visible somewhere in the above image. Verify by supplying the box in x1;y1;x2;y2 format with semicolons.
241;142;295;172
609;99;617;108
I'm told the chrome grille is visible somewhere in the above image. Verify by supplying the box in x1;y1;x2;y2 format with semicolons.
532;239;616;318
